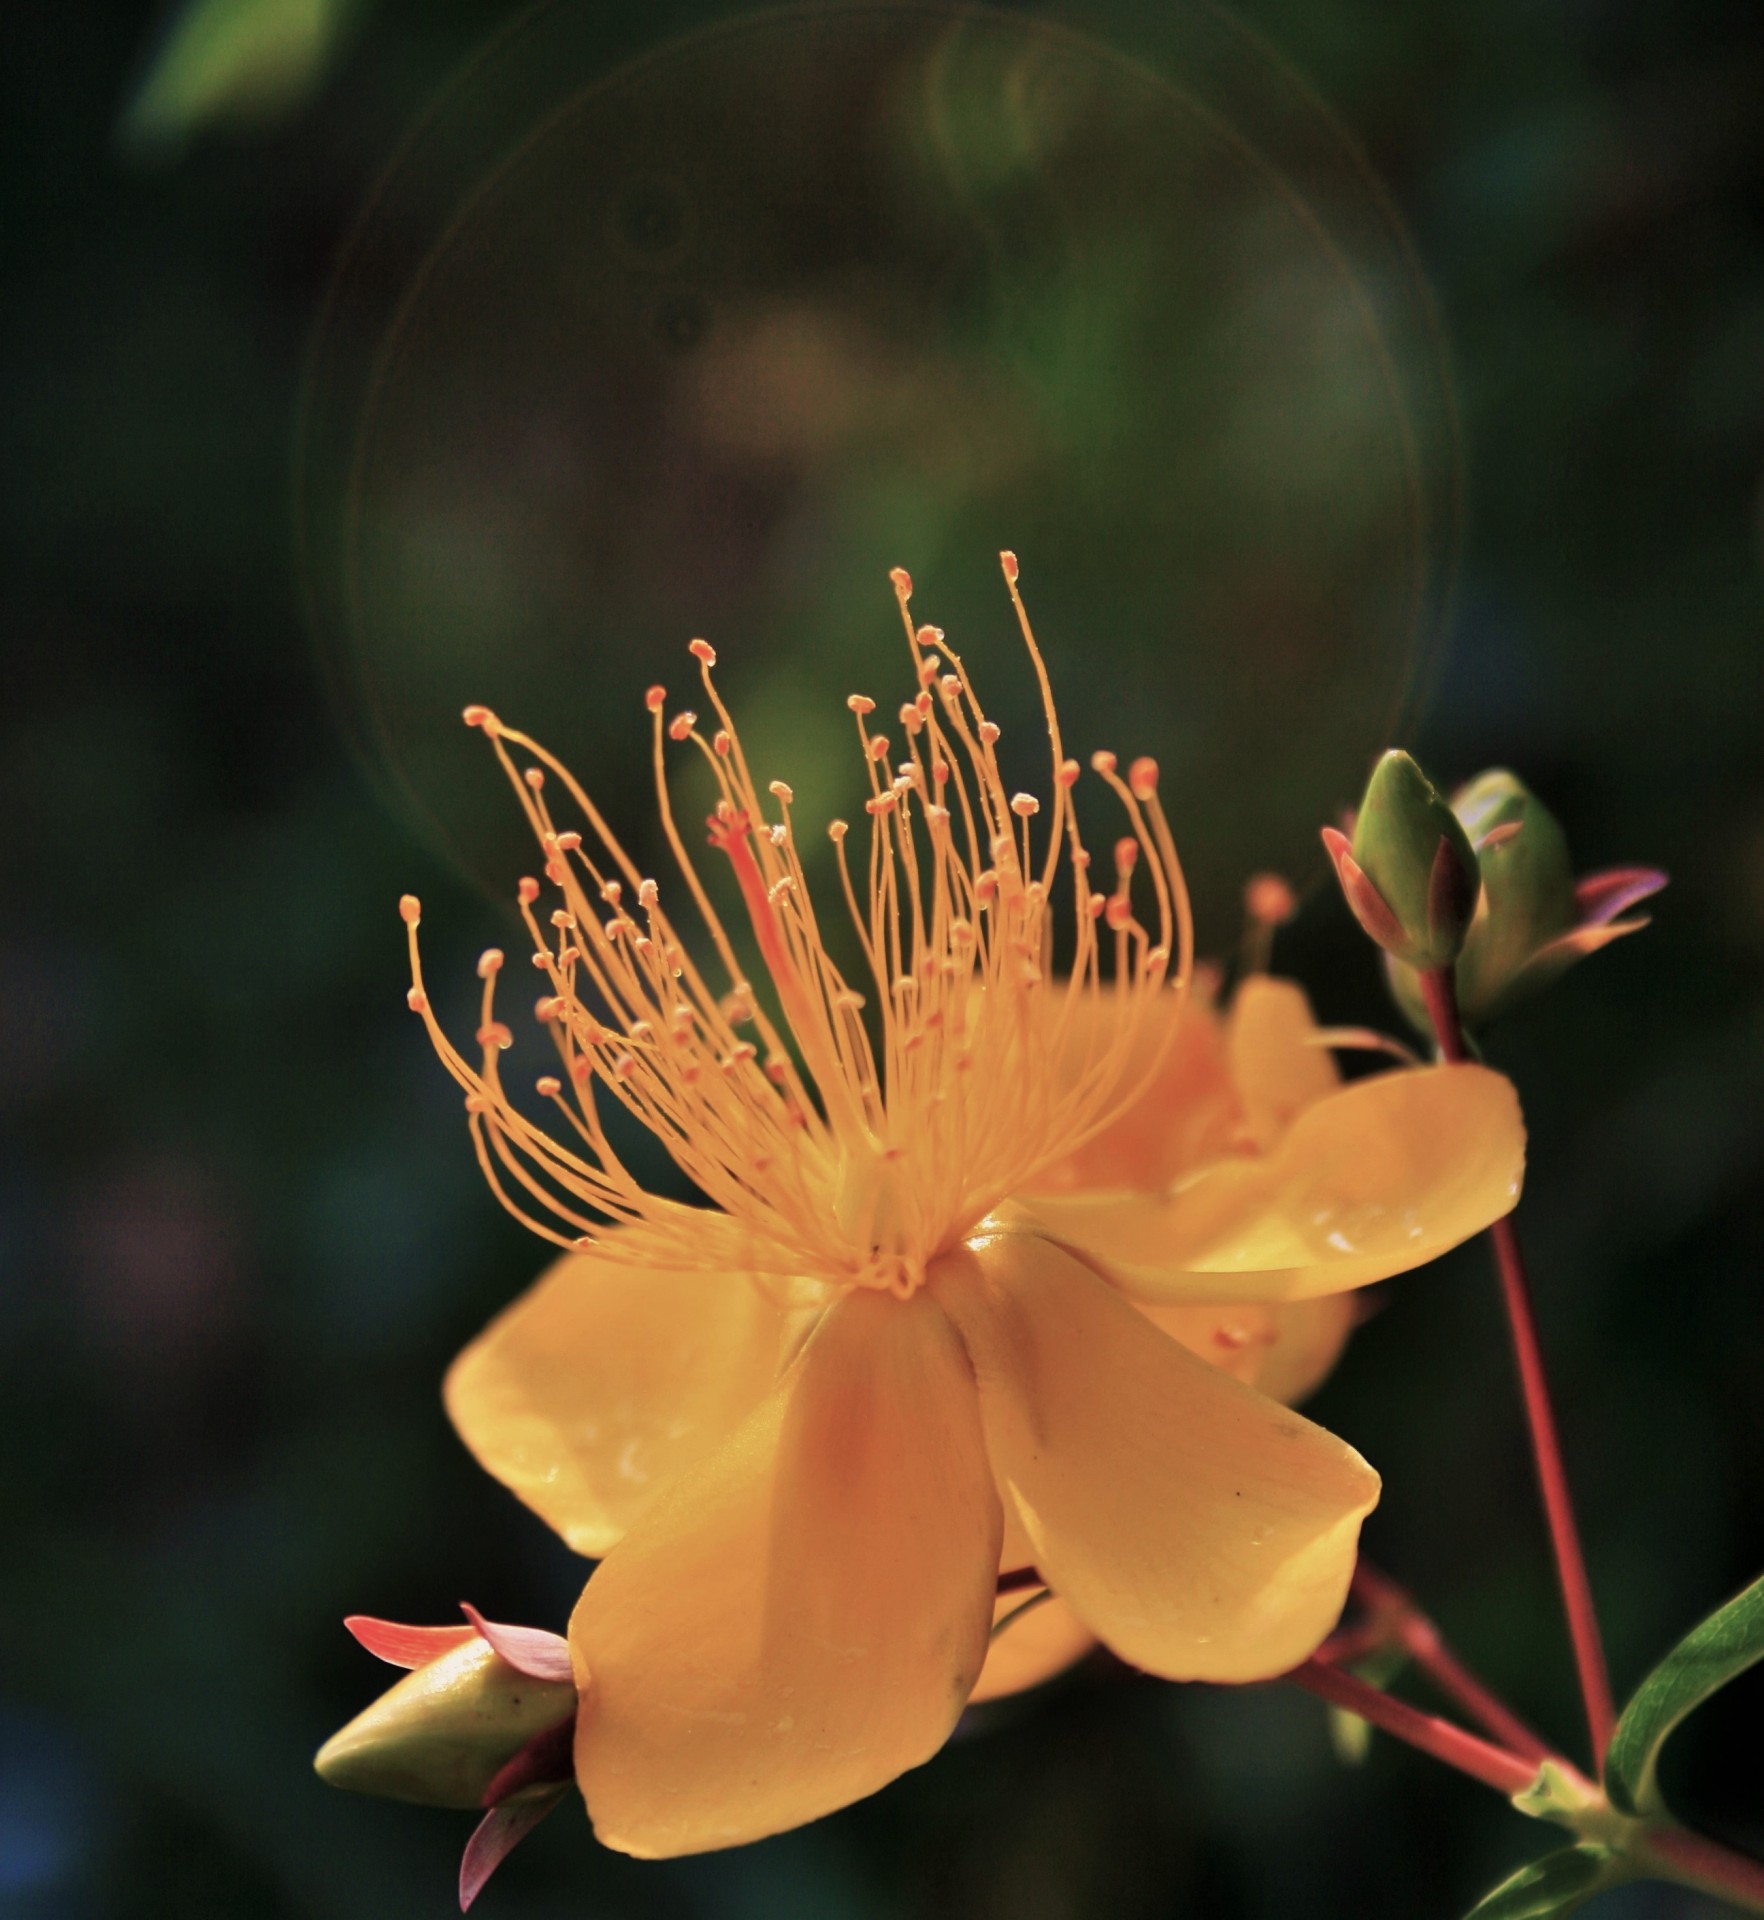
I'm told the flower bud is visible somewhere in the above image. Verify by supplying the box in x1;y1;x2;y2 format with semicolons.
1384;767;1667;1032
1323;751;1479;971
315;1612;576;1811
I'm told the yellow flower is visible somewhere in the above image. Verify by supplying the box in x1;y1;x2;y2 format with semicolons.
971;969;1418;1703
405;558;1525;1858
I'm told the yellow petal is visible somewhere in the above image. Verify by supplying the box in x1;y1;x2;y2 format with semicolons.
932;1230;1379;1683
1244;1293;1359;1404
570;1286;1002;1857
1227;976;1339;1151
444;1228;807;1556
1012;1063;1524;1304
1142;1293;1358;1406
1030;972;1241;1194
969;1591;1097;1704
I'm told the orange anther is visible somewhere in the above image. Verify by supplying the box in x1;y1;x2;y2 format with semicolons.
524;767;545;789
1011;793;1040;817
769;780;794;803
889;566;912;599
1245;872;1299;926
1106;896;1133;931
645;684;667;711
477;949;504;978
1057;758;1080;788
689;638;716;665
1129;755;1159;798
978;720;1001;746
1091;750;1118;776
1115;837;1139;871
517;876;540;904
399;895;422;924
462;704;492;728
668;711;696;742
535;1075;561;1098
1000;549;1019;583
847;694;875;716
714;729;732;757
554;831;582;852
406;987;428;1012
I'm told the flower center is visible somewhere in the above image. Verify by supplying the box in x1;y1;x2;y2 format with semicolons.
399;555;1192;1298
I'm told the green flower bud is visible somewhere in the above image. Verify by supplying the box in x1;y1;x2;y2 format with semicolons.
1449;771;1575;1016
315;1627;576;1810
1384;767;1666;1033
1324;751;1479;970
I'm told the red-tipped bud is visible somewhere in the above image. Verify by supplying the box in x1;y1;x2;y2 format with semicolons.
315;1609;575;1812
1328;753;1479;970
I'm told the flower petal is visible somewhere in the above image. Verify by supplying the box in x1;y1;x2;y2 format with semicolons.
1030;973;1240;1194
969;1590;1097;1704
1226;977;1339;1151
933;1231;1379;1683
1010;1063;1524;1304
444;1230;806;1556
570;1286;1002;1857
1142;1294;1358;1406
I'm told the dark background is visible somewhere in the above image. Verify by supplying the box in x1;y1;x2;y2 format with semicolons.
4;1;1762;1916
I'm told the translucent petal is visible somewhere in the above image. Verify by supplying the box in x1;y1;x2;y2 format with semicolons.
445;1228;807;1556
1011;1064;1524;1304
969;1590;1097;1704
933;1231;1379;1683
570;1287;1001;1857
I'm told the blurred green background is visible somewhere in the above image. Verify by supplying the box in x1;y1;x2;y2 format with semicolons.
3;1;1762;1916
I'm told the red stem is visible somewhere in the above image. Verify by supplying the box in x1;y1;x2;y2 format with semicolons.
1420;968;1616;1768
1349;1565;1551;1764
1646;1827;1764;1911
1286;1660;1539;1798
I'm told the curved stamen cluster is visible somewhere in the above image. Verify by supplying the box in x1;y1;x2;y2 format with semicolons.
402;555;1192;1297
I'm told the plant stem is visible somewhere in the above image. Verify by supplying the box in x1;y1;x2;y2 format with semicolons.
1286;1660;1540;1798
1642;1826;1764;1913
1350;1565;1552;1764
1419;967;1616;1768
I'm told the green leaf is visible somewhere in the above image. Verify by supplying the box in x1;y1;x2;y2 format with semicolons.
1605;1570;1764;1816
1460;1845;1613;1919
119;0;358;154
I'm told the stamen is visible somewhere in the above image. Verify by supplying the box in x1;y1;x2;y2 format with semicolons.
406;564;1192;1296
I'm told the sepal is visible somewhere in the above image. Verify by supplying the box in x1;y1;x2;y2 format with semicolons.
1325;752;1479;969
315;1605;576;1812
